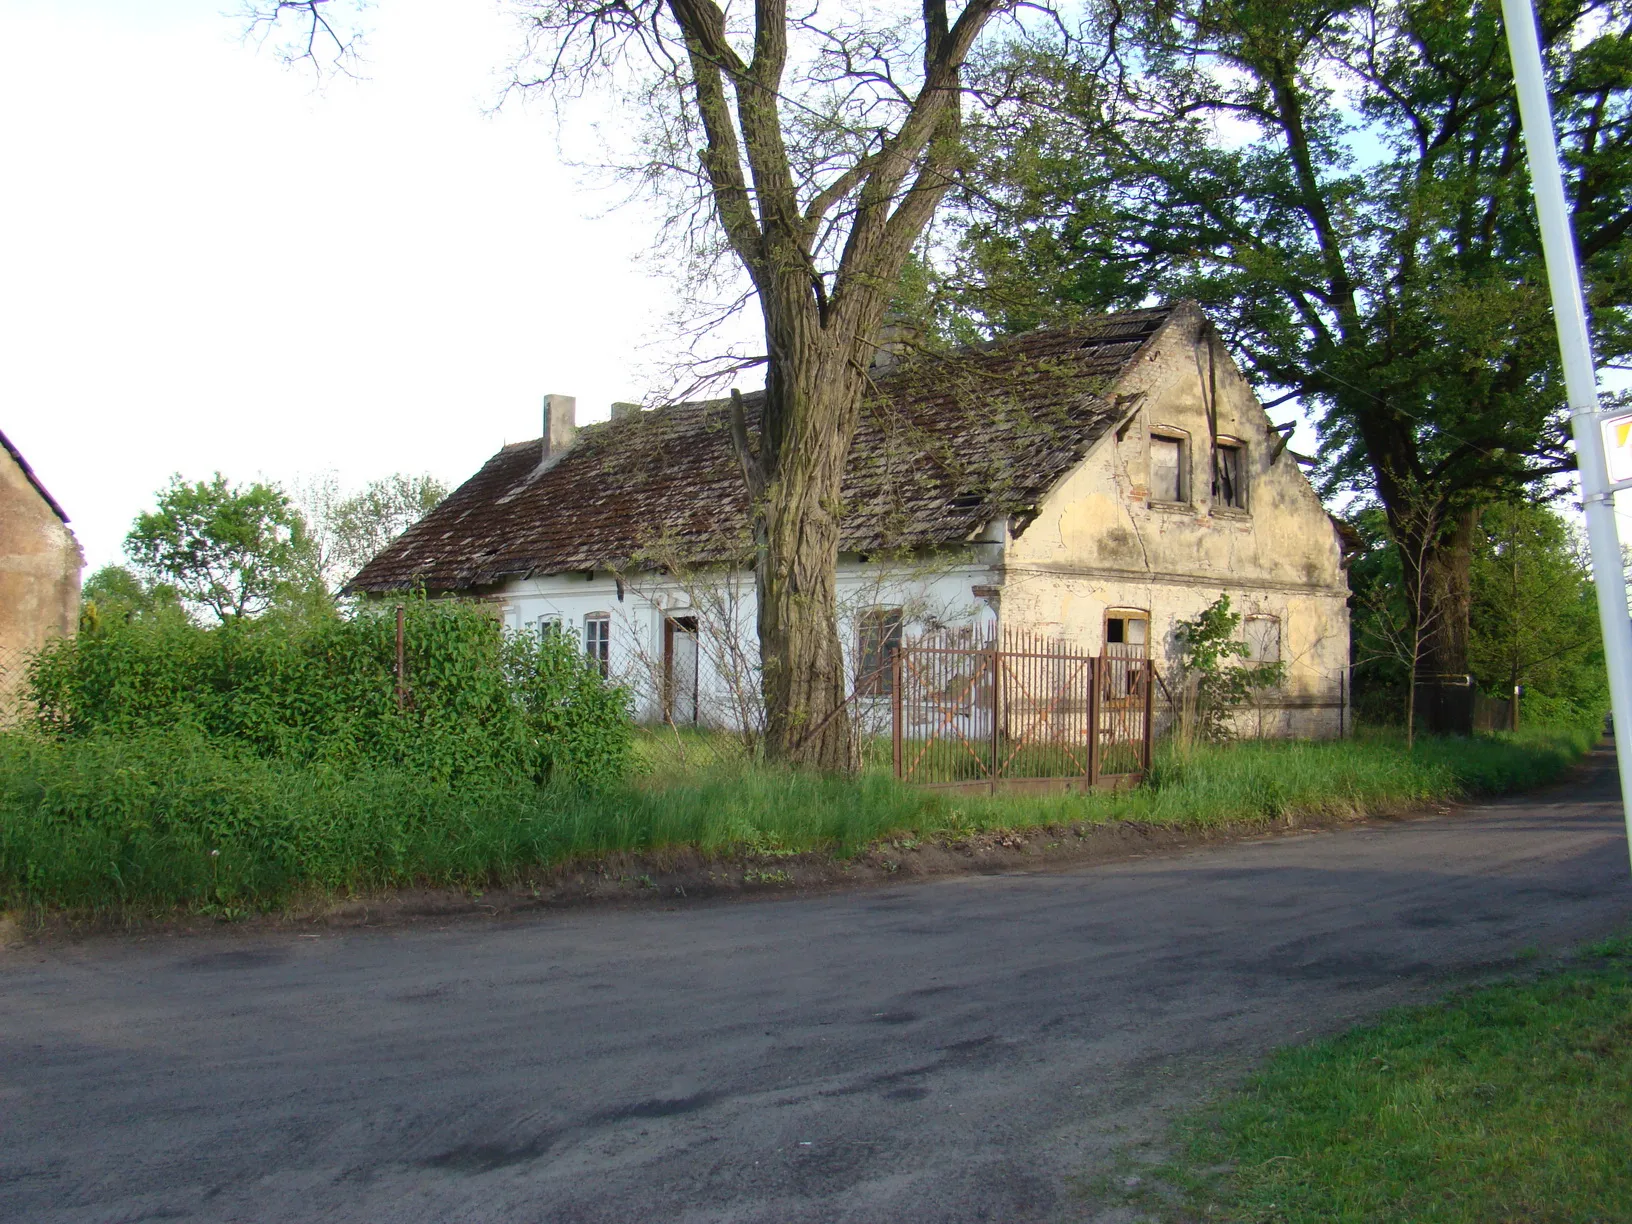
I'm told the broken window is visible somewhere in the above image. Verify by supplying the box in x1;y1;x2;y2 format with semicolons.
1244;615;1281;664
1104;609;1150;702
1215;441;1246;510
1150;434;1184;503
584;613;611;677
857;607;904;697
1104;610;1149;653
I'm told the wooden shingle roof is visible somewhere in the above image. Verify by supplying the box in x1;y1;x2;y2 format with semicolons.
347;304;1180;593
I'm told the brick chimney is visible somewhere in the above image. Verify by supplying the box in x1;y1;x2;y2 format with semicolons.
542;394;577;462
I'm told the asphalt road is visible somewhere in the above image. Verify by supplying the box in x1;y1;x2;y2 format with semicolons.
4;750;1630;1224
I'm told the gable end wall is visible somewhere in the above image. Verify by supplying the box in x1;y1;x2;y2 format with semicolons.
1001;305;1351;736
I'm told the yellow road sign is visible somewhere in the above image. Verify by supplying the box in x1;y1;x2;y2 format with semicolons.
1604;413;1632;484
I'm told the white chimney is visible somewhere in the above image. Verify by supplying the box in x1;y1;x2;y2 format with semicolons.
543;394;577;461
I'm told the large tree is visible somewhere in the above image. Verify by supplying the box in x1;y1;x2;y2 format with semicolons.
254;0;1019;767
126;474;312;622
953;0;1632;703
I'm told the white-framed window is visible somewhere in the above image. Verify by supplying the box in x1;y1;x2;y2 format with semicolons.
857;606;904;697
538;615;563;639
584;613;611;677
1150;432;1186;503
1244;615;1281;664
1215;439;1247;510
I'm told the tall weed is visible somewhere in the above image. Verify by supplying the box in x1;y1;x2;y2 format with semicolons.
0;722;1599;914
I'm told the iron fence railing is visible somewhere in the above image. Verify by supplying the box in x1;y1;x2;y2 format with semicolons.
891;630;1152;793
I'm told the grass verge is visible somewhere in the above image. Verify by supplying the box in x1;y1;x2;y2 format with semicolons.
0;720;1602;916
1146;931;1632;1223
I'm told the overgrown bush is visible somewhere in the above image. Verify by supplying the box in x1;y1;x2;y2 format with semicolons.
26;598;630;786
0;721;1597;914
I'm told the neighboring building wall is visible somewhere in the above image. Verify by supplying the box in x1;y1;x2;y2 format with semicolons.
0;443;83;716
1000;310;1351;737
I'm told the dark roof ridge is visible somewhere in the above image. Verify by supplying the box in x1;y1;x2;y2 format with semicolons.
0;429;70;523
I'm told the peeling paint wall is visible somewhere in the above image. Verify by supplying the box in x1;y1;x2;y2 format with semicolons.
482;307;1350;739
492;558;998;728
0;446;83;714
1002;306;1350;737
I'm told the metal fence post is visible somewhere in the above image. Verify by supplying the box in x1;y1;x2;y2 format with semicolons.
891;649;903;780
989;637;1001;795
1087;654;1101;789
394;604;407;711
1141;658;1155;775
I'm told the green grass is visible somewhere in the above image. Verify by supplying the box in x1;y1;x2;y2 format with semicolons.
0;720;1602;915
1154;932;1632;1223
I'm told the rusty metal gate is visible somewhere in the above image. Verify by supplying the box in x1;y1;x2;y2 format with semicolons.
890;630;1152;793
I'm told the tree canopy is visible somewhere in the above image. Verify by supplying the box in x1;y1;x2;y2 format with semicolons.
952;0;1632;686
125;475;312;622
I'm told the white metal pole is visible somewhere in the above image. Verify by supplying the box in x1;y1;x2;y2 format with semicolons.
1503;0;1632;871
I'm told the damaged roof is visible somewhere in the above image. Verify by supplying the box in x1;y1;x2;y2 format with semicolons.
348;304;1181;594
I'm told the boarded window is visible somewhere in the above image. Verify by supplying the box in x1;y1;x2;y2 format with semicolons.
584;613;611;677
1215;442;1245;509
1244;615;1280;664
857;607;904;697
1150;435;1183;502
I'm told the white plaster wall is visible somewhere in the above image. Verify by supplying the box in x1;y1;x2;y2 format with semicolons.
491;557;998;729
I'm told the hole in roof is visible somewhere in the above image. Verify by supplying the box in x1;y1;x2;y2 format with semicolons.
949;493;983;510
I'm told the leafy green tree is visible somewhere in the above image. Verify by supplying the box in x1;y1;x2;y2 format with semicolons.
1170;595;1285;742
297;472;448;593
126;475;312;622
1468;501;1606;718
77;565;188;634
954;0;1632;691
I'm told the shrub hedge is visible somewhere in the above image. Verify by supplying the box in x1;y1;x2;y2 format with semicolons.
26;599;630;786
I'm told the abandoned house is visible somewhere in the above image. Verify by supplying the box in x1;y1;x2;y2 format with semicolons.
349;302;1352;738
0;430;83;716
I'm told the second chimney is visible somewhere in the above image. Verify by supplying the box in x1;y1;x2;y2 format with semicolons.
543;394;577;462
611;401;642;422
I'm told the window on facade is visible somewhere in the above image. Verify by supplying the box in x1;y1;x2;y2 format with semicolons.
857;607;904;697
1214;441;1246;510
584;613;611;677
538;615;563;639
1244;615;1281;665
1104;610;1150;653
1104;609;1150;702
1150;434;1184;503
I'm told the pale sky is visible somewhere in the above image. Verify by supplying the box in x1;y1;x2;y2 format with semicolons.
3;1;1620;572
1;0;695;573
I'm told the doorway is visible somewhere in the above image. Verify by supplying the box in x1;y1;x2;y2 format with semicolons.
663;616;699;725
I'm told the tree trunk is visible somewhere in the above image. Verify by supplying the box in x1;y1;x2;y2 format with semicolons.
1409;506;1478;684
749;324;875;770
1392;503;1479;736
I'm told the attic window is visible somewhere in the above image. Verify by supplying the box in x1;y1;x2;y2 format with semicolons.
1214;440;1246;510
949;492;984;510
1150;433;1185;503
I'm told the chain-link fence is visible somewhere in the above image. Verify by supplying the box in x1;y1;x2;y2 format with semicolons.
0;644;32;727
